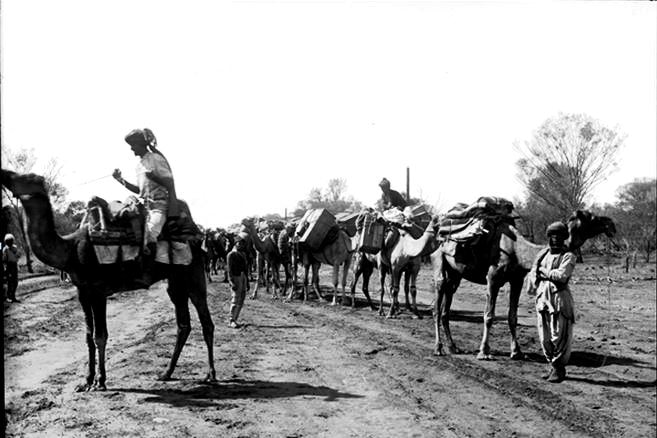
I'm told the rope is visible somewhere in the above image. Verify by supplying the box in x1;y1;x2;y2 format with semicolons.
73;174;113;186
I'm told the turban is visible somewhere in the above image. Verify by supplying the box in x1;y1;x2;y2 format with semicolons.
546;222;568;239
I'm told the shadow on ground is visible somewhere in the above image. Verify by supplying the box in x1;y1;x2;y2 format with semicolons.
117;379;363;408
568;351;654;368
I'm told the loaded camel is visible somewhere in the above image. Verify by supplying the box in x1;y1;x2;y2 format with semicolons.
292;219;355;306
377;218;440;318
241;219;283;299
1;170;216;391
351;248;424;313
432;209;616;360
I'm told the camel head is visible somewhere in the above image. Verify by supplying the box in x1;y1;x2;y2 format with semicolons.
567;210;616;250
428;215;441;234
1;170;49;199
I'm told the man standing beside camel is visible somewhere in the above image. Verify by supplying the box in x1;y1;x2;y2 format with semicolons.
531;221;577;383
227;234;250;328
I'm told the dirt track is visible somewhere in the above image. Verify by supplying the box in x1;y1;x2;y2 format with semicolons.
4;258;656;437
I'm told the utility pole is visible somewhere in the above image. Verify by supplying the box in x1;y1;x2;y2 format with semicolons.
406;167;410;202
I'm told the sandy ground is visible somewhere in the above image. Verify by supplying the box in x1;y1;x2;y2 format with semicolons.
3;256;656;437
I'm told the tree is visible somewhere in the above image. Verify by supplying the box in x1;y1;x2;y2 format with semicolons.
613;178;656;262
326;178;347;203
515;113;625;217
293;179;362;217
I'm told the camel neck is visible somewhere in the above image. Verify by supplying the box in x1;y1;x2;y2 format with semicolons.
19;193;72;270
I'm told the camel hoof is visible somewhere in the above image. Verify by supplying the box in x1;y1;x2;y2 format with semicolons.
157;373;173;381
476;352;492;361
204;372;217;382
92;383;107;392
412;313;423;320
510;351;524;361
75;383;92;392
434;345;445;356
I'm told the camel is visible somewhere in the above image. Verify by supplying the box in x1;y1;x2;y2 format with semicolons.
350;251;417;312
376;220;440;318
202;230;226;282
349;252;378;310
291;223;356;306
1;170;216;391
431;209;616;360
241;219;283;299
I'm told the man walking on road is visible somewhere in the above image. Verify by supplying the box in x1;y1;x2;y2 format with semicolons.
227;234;250;328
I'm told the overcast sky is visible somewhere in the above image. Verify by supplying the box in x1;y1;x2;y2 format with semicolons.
2;1;655;227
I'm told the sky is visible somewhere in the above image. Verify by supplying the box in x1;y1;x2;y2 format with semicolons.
1;0;655;228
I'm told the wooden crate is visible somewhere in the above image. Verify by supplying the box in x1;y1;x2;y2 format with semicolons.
359;221;385;254
298;208;336;249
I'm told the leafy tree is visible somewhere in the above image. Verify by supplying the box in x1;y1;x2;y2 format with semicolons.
612;178;656;262
293;179;363;217
515;113;625;217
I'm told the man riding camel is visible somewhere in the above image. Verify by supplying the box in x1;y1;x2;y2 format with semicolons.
112;128;179;283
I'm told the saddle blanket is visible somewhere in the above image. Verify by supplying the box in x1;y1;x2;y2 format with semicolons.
93;241;192;265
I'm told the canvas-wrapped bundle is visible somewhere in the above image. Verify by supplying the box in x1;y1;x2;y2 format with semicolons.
336;211;359;237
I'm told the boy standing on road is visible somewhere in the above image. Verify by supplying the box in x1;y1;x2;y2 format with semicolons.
227;234;250;328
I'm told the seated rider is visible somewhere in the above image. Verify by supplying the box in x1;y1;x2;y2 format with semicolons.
112;128;177;282
378;178;413;233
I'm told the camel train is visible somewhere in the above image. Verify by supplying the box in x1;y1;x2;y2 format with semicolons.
1;168;617;391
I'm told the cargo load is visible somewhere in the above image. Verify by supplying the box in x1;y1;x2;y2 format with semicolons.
438;196;515;242
335;211;359;237
404;203;432;230
298;208;336;249
358;213;385;254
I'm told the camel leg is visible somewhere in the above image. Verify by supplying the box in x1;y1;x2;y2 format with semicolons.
251;265;260;300
187;273;217;382
159;281;192;381
75;290;97;392
378;265;388;316
89;294;108;391
330;265;339;306
312;263;323;301
361;265;376;310
302;263;310;302
441;281;460;354
403;270;412;311
477;266;503;360
386;270;401;319
349;257;362;306
433;277;446;356
342;259;353;308
508;275;524;360
272;262;281;300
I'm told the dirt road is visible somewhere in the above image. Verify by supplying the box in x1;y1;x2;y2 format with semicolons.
4;259;656;437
